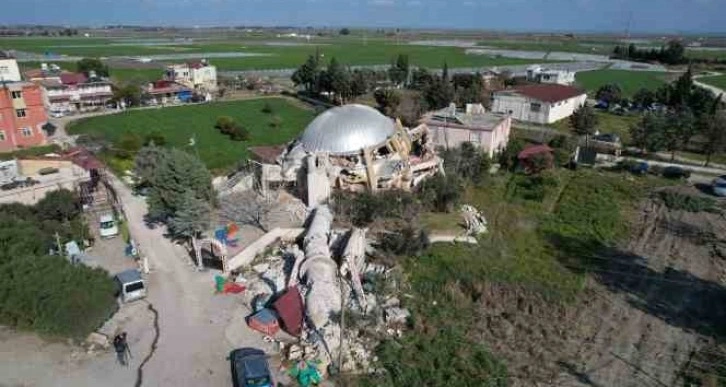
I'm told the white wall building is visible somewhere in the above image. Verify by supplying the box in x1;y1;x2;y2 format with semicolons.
0;57;21;82
492;84;587;124
526;65;576;85
165;60;217;92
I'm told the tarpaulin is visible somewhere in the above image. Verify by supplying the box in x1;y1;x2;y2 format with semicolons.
272;286;304;337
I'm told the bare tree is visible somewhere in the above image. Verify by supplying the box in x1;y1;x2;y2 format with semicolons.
219;192;276;232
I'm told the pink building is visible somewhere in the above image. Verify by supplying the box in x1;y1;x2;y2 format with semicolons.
418;103;512;158
0;82;48;152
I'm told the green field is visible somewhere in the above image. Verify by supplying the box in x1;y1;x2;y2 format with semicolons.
67;98;315;172
699;74;726;90
575;69;668;96
2;37;556;71
551;111;640;143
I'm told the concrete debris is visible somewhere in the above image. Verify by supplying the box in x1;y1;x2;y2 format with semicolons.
461;204;488;235
253;263;270;274
285;245;305;288
341;228;368;311
85;332;109;351
288;344;304;361
384;307;411;325
382;297;400;309
364;263;387;275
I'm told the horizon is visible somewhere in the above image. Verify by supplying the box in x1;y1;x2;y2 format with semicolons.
2;0;725;35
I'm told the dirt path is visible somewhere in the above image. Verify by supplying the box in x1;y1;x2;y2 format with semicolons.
0;176;272;387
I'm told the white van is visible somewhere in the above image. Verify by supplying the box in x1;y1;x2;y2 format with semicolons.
99;214;119;238
115;269;147;303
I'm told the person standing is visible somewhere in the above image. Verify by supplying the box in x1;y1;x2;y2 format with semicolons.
113;332;130;366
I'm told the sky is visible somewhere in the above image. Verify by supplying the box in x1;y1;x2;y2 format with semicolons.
2;0;725;33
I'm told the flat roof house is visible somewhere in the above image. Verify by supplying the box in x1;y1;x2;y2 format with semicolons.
418;103;512;158
492;84;587;125
0;81;48;152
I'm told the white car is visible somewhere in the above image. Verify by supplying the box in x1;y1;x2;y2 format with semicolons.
99;214;119;238
49;111;64;118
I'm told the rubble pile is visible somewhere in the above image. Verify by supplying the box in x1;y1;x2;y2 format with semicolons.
239;205;411;377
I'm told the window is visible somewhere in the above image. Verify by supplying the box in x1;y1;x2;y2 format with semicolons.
0;65;8;74
15;109;26;118
20;127;32;137
10;91;22;99
530;103;542;112
0;131;5;141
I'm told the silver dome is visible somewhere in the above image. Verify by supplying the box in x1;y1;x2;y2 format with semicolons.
299;104;395;155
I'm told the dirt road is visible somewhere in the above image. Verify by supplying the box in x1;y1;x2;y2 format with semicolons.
0;176;271;387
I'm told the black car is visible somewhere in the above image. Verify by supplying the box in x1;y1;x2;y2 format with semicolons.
230;348;274;387
662;166;691;179
593;133;621;143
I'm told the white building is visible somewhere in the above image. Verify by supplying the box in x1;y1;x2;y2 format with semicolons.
492;84;587;124
165;60;217;92
0;56;21;82
526;65;576;85
36;72;113;114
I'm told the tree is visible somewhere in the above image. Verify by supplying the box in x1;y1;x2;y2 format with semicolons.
167;190;212;269
112;84;141;107
569;104;598;136
396;91;427;127
629;112;667;153
134;144;167;184
498;138;526;172
76;58;109;77
374;88;401;117
411;67;434;90
339;28;351;35
595;84;623;105
419;174;463;213
322;57;351;104
699;110;726;167
261;102;273;114
661;108;695;161
291;53;321;94
35;189;80;222
116;132;143;159
388;54;409;86
423;77;455;110
662;40;686;65
350;70;372;97
633;88;656;109
220;192;275;233
146;148;213;221
441;61;449;82
215;116;250;141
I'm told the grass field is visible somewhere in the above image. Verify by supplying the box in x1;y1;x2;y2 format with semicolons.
67;98;315;172
551;111;640;143
698;74;726;90
2;37;556;71
575;69;668;96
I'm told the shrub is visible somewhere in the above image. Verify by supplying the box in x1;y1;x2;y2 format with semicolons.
261;102;273;114
215;115;251;141
441;142;492;184
377;224;430;257
332;190;422;227
506;174;558;202
143;130;167;146
115;132;143;159
269;115;283;129
418;173;463;212
38;167;59;175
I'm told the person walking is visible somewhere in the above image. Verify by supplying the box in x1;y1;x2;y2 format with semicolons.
113;332;131;366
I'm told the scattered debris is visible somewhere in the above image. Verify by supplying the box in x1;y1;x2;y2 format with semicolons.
461;204;488;235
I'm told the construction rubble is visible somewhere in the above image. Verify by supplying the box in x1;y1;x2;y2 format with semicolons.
235;205;410;378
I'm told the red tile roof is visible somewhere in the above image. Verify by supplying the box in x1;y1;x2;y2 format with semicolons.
508;84;585;103
60;72;88;85
518;144;553;160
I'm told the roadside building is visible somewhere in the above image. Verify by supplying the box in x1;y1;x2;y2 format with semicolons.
25;65;113;115
526;65;576;85
143;80;193;105
418;103;512;158
165;60;217;92
0;81;48;152
0;53;21;82
492;84;587;124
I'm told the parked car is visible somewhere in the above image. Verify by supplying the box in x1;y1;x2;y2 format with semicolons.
629;161;649;175
594;133;621;143
230;348;274;387
662;166;691;179
712;175;726;197
114;269;147;303
99;214;119;238
49;110;64;118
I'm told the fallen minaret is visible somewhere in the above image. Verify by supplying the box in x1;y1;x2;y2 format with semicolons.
298;205;342;367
